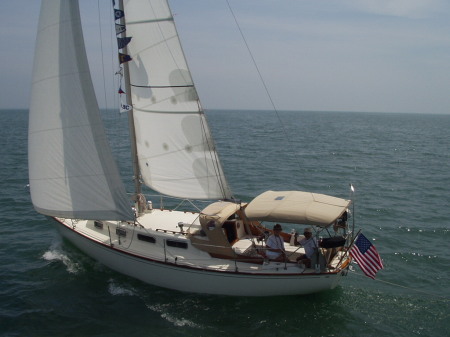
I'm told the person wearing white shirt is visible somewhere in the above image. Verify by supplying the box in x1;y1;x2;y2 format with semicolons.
295;227;318;267
265;224;287;262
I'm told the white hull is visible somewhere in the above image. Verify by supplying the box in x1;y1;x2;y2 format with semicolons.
52;210;349;296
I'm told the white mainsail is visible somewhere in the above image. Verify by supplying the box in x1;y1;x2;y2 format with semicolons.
28;0;133;220
123;0;232;200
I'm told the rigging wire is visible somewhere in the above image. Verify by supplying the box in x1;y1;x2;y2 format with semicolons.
348;269;450;301
224;4;449;303
97;0;109;111
225;0;301;177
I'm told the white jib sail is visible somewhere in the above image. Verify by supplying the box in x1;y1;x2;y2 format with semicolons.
28;0;133;220
123;0;232;200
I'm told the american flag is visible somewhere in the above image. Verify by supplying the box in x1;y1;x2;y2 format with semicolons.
350;233;383;279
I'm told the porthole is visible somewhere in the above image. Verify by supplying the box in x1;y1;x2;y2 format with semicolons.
137;234;156;243
166;240;188;249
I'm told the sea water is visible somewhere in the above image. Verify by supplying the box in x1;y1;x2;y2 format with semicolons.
0;109;448;336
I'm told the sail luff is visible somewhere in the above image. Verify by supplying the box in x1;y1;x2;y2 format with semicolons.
123;0;232;200
28;0;133;221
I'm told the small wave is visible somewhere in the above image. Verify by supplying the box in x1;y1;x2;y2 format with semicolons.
393;251;439;261
107;279;136;296
42;249;81;274
147;303;200;328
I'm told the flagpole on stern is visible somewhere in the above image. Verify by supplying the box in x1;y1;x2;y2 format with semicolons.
350;183;356;241
116;0;143;214
336;229;361;270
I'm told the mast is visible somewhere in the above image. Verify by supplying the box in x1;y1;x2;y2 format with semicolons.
117;0;144;213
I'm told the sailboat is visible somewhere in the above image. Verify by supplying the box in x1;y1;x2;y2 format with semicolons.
28;0;354;296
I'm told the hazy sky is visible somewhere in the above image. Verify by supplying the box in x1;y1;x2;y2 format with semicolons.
1;0;450;114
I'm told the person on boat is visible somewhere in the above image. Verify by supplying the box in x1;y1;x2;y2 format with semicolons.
295;228;318;268
265;224;287;262
333;211;348;233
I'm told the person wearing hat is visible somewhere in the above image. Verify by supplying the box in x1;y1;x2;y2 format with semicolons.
295;227;318;268
265;224;287;262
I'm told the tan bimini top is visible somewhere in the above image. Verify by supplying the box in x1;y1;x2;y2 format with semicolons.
244;190;351;227
199;201;243;228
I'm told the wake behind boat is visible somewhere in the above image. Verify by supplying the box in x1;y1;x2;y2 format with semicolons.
28;0;354;296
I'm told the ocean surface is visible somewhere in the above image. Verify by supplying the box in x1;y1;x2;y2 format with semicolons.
0;109;449;337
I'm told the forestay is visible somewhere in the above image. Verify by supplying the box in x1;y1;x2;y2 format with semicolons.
28;0;133;220
123;0;232;200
